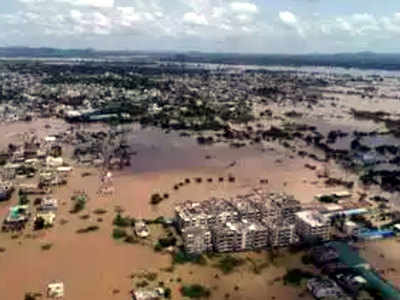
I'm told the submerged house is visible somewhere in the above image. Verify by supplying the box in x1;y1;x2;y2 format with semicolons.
35;211;56;227
0;181;14;200
47;281;64;298
135;220;150;238
2;205;30;232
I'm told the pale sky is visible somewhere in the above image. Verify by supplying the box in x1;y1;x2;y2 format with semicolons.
0;0;400;53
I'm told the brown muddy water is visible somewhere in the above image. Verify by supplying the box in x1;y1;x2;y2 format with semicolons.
0;119;351;300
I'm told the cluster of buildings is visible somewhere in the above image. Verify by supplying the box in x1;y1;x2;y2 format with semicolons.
306;245;369;299
1;133;67;231
175;190;332;254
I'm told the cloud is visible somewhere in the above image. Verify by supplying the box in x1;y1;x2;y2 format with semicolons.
279;11;297;25
230;2;258;14
56;0;114;8
183;12;208;26
3;2;400;53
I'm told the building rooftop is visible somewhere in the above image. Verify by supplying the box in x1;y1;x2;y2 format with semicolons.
296;210;330;227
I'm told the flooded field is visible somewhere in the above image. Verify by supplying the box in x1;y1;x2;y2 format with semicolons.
0;117;349;300
0;66;400;300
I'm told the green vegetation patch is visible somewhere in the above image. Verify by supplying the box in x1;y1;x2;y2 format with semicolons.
150;193;163;205
70;193;87;213
283;268;314;286
76;225;100;234
24;292;42;300
173;250;207;266
246;257;270;274
213;255;245;274
113;228;127;239
113;213;133;227
181;284;211;298
41;243;53;251
318;195;338;204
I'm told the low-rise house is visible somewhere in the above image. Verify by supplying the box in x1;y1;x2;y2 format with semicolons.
2;205;30;232
0;181;14;200
35;211;56;227
47;281;64;298
334;272;367;295
310;245;339;266
343;220;362;236
46;156;64;168
131;288;165;300
39;171;67;187
135;220;150;238
307;278;348;299
56;166;73;174
321;262;350;275
19;183;50;195
39;197;58;211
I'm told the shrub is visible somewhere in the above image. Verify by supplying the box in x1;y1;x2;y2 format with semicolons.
76;225;99;234
181;284;211;298
174;250;207;265
70;194;86;213
164;287;171;299
144;272;158;281
34;217;45;231
93;208;107;215
214;255;244;274
113;213;131;227
154;243;163;252
150;193;163;205
19;193;29;205
301;254;312;265
41;243;53;251
283;269;314;286
318;195;338;203
113;228;127;239
158;237;177;248
228;176;236;183
124;235;138;244
24;293;42;300
136;280;149;288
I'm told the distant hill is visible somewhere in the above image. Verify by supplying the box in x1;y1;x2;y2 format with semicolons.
165;52;400;71
1;47;400;71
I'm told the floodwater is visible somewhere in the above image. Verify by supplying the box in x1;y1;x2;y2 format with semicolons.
0;119;345;300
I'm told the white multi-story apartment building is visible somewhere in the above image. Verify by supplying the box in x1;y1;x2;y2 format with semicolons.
265;219;298;247
212;220;268;252
295;210;331;242
181;226;213;254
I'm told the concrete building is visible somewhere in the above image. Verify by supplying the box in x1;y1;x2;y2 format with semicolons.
213;220;268;252
0;181;14;200
47;281;64;298
295;210;331;242
175;198;239;230
307;278;347;299
270;192;302;223
181;226;213;254
176;192;303;253
265;219;298;247
252;191;301;222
